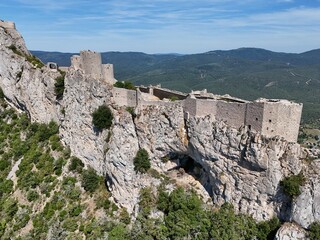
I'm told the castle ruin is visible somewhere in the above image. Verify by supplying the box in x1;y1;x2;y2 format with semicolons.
0;20;16;30
71;50;116;84
70;50;303;143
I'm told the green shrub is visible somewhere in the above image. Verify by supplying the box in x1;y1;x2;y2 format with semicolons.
133;148;151;173
8;45;23;56
28;121;59;142
54;72;65;100
8;45;43;68
81;168;100;193
92;105;113;131
96;196;111;210
280;172;305;198
256;217;281;240
69;205;82;217
119;208;130;224
209;203;257;240
26;55;44;68
54;157;65;175
27;190;39;202
309;222;320;240
0;87;4;99
68;156;84;173
63;218;78;232
108;224;129;240
169;96;179;101
113;81;136;90
126;106;136;118
3;198;18;219
139;187;155;216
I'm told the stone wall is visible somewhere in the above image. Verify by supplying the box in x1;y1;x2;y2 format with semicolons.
80;50;103;79
184;96;302;142
112;87;137;107
71;55;81;70
0;21;15;29
216;101;246;129
245;102;265;132
67;50;302;143
153;87;187;100
102;64;116;84
261;100;303;142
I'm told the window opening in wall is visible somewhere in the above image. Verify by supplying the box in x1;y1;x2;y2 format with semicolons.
269;119;272;123
255;118;258;121
267;127;269;130
248;125;251;130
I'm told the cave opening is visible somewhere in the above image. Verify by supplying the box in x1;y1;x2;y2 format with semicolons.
165;152;213;197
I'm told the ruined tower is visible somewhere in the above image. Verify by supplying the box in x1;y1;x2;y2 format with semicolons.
70;50;116;84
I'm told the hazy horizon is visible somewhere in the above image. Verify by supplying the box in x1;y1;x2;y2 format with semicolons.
1;0;320;54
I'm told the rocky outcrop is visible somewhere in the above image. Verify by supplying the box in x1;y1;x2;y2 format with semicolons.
135;104;187;159
59;67;113;174
0;26;59;123
275;223;309;240
186;116;304;220
291;159;320;228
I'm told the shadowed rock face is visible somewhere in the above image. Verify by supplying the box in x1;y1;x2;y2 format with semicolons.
0;22;319;229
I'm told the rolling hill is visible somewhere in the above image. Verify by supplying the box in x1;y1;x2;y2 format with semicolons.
32;48;320;125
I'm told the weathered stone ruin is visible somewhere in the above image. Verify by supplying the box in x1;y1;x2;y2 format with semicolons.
67;50;302;142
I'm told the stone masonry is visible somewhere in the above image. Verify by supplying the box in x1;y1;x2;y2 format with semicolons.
70;50;116;85
69;50;303;143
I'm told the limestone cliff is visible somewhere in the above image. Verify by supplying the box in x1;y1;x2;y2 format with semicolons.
0;26;60;123
1;21;320;235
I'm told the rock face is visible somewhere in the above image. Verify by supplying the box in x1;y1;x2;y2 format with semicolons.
186;116;304;220
0;26;60;123
59;67;113;174
274;223;309;240
291;160;320;228
1;22;320;229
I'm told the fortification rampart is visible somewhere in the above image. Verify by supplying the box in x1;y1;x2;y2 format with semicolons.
216;101;246;129
67;50;303;142
0;20;15;29
184;93;302;142
112;87;137;107
137;85;187;100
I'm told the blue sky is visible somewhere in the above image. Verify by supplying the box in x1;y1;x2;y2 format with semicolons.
1;0;320;53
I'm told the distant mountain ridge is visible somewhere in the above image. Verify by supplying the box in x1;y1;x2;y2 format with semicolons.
32;48;320;125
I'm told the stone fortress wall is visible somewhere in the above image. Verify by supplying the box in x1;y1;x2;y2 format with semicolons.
70;50;116;85
69;51;303;142
0;20;15;29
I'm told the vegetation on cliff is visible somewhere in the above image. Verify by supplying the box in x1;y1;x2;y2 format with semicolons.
133;148;151;173
280;172;306;198
92;105;113;131
0;101;289;239
0;102;121;239
113;81;136;90
54;71;66;100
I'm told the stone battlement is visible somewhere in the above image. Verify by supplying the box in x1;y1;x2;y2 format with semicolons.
0;20;15;30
